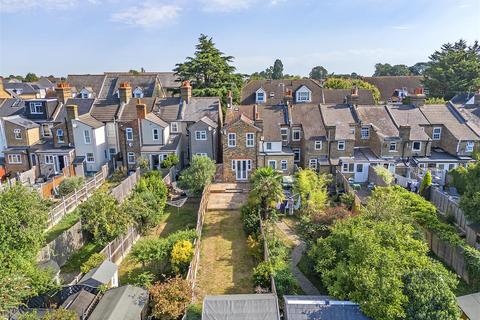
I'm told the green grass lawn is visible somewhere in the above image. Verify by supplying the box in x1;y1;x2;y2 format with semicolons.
60;242;102;273
118;200;199;285
44;210;80;243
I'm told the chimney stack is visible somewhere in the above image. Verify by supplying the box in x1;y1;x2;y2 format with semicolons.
136;99;147;119
346;86;359;105
398;125;411;141
227;90;233;108
410;87;426;107
66;104;79;120
474;89;480;106
284;89;293;105
180;80;192;104
55;82;72;104
119;82;132;104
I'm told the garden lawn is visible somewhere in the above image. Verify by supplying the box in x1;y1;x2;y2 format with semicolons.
118;199;199;284
195;210;256;302
60;242;102;273
44;210;80;243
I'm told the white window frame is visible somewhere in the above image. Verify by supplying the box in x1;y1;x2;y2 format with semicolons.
228;133;236;147
196;153;208;157
29;102;42;114
268;160;277;169
292;128;301;141
57;129;64;143
280;160;288;171
266;142;272;151
389;142;397;152
342;162;355;173
296;89;311;102
466;141;474;152
126;128;133;141
42;124;51;137
44;155;55;165
412;141;421;152
7;154;22;164
13;128;22;140
256;89;266;103
361;127;370;139
281;128;289;143
246;133;255;147
84;130;91;144
86;152;95;163
293;148;301;163
152;128;160;141
309;158;318;169
127;152;136;164
171;122;179;133
337;140;346;151
433;127;442;140
314;140;322;150
195;130;207;141
231;160;236;171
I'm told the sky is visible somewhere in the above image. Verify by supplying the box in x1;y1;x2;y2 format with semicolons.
0;0;479;78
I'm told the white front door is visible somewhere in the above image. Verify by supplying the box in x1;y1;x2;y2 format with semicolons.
354;163;368;182
236;160;248;181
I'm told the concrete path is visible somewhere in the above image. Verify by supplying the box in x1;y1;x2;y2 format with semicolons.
276;221;320;295
207;183;249;211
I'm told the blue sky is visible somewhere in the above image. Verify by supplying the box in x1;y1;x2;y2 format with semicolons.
0;0;479;77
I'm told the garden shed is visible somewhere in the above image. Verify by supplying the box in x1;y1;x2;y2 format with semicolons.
202;294;281;320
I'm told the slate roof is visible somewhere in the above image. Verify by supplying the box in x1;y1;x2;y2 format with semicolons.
54;98;95;122
155;97;181;122
320;104;357;140
202;294;280;320
156;72;180;89
420;104;479;140
100;73;161;99
118;97;156;122
197;115;218;128
362;76;423;102
355;105;399;138
66;74;106;98
79;260;117;288
155;96;220;124
290;104;327;140
386;104;430;140
144;112;168;127
354;147;381;162
90;100;120;122
141;134;181;152
322;88;374;105
3;115;39;128
0;98;25;117
88;285;148;320
241;79;323;105
77;114;104;129
30;139;73;153
261;105;289;140
284;296;370;320
3;81;38;96
225;105;256;124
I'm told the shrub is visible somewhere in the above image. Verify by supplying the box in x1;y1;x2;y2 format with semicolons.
241;204;261;236
185;304;202;320
294;169;329;215
448;165;468;195
149;277;192;320
246;235;262;261
324;77;381;103
80;253;106;274
162;154;180;168
130;271;155;288
252;261;274;289
299;205;353;242
179;155;216;195
171;240;194;274
339;192;354;209
419;171;432;198
250;167;285;220
58;177;84;196
373;166;393;185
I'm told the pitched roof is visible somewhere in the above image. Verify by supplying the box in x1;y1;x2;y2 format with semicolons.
100;73;160;99
386;104;430;140
320;104;357;140
362;76;423;102
323;88;374;105
54;98;95;122
202;294;280;320
88;285;148;320
0;98;25;117
156;72;180;89
155;96;220;124
420;104;479;140
3;115;39;129
61;289;96;319
225;105;256;124
141;133;181;151
451;102;480;136
356;105;399;138
144;112;168;127
290;104;327;140
457;292;480;320
198;115;218;128
118;97;156;122
241;79;323;105
66;74;106;97
77;114;104;129
261;105;289;140
284;296;370;320
79;260;117;288
90;100;120;122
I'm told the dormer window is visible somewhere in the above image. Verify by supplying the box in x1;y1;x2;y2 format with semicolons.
296;86;312;103
14;129;22;140
80;88;91;99
256;88;266;103
133;87;144;98
30;102;42;114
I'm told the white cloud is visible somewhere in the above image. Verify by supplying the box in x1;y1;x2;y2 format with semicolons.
199;0;254;12
392;25;411;30
0;0;81;12
111;1;181;28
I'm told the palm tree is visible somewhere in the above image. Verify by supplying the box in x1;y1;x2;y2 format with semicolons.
250;167;285;220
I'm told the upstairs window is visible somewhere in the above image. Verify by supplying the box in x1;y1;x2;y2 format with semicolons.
171;122;179;133
433;127;442;140
315;140;322;150
412;141;421;151
57;129;64;143
337;140;346;151
266;142;272;150
86;152;95;163
389;142;397;152
133;87;144;98
246;133;255;147
281;128;289;143
42;124;51;137
309;158;318;169
256;89;266;103
361;127;370;139
195;130;207;141
292;128;301;141
30;102;42;114
152;129;160;141
126;128;133;141
293;148;301;163
228;133;236;147
84;130;91;144
297;91;311;102
466;141;474;152
13;128;22;140
281;160;288;171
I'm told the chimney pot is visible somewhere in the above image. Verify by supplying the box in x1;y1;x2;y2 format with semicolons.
347;86;359;105
119;82;132;104
181;80;192;104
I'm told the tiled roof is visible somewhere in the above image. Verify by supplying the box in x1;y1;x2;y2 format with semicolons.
386;104;430;140
54;98;95;122
261;105;288;140
145;113;168;127
155;97;180;122
118;97;156;122
451;101;480;136
66;74;106;98
100;73;160;99
3;115;39;128
155;96;220;124
356;105;399;138
90;100;120;122
290;104;327;140
156;72;180;89
225;105;256;124
77;114;104;129
198;115;218;128
362;76;423;102
0;98;25;117
322;88;374;105
320;104;357;140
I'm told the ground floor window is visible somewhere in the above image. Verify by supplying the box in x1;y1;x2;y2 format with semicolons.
268;160;277;169
281;160;288;171
44;155;55;165
342;162;354;173
86;153;95;163
196;153;208;157
7;154;22;164
293;149;300;163
309;158;318;170
127;152;136;164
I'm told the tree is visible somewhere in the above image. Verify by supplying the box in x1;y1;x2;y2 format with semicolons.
419;171;432;198
129;69;140;75
271;59;284;79
293;169;329;215
79;190;131;245
373;165;394;185
178;155;216;195
58;176;84;196
149;277;192;320
460;161;480;223
373;63;412;76
161;154;179;168
449;165;468;195
174;34;243;106
80;253;106;274
249;167;284;220
423;40;480;99
24;72;39;82
309;66;328;80
409;62;429;75
323;77;381;103
171;240;194;274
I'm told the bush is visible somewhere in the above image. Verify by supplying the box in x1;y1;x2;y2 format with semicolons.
299;205;353;242
419;171;432;198
162;154;180;168
339;192;354;209
241;204;261;236
80;253;106;274
324;77;381;103
294;169;329;215
58;177;84;196
149;277;192;320
130;271;155;288
179;155;216;195
185;304;202;320
448;166;468;195
246;235;262;261
373;166;393;185
171;240;194;275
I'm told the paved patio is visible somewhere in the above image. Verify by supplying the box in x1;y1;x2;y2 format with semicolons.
207;183;250;211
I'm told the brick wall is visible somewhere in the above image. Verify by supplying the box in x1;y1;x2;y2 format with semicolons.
4;121;40;147
118;119;141;171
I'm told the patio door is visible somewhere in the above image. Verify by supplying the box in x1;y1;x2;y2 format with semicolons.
354;163;368;182
236;160;248;181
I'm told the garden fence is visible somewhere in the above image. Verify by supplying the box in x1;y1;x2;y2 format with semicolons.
186;183;211;302
46;164;109;230
259;218;277;295
100;226;140;265
110;168;141;202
